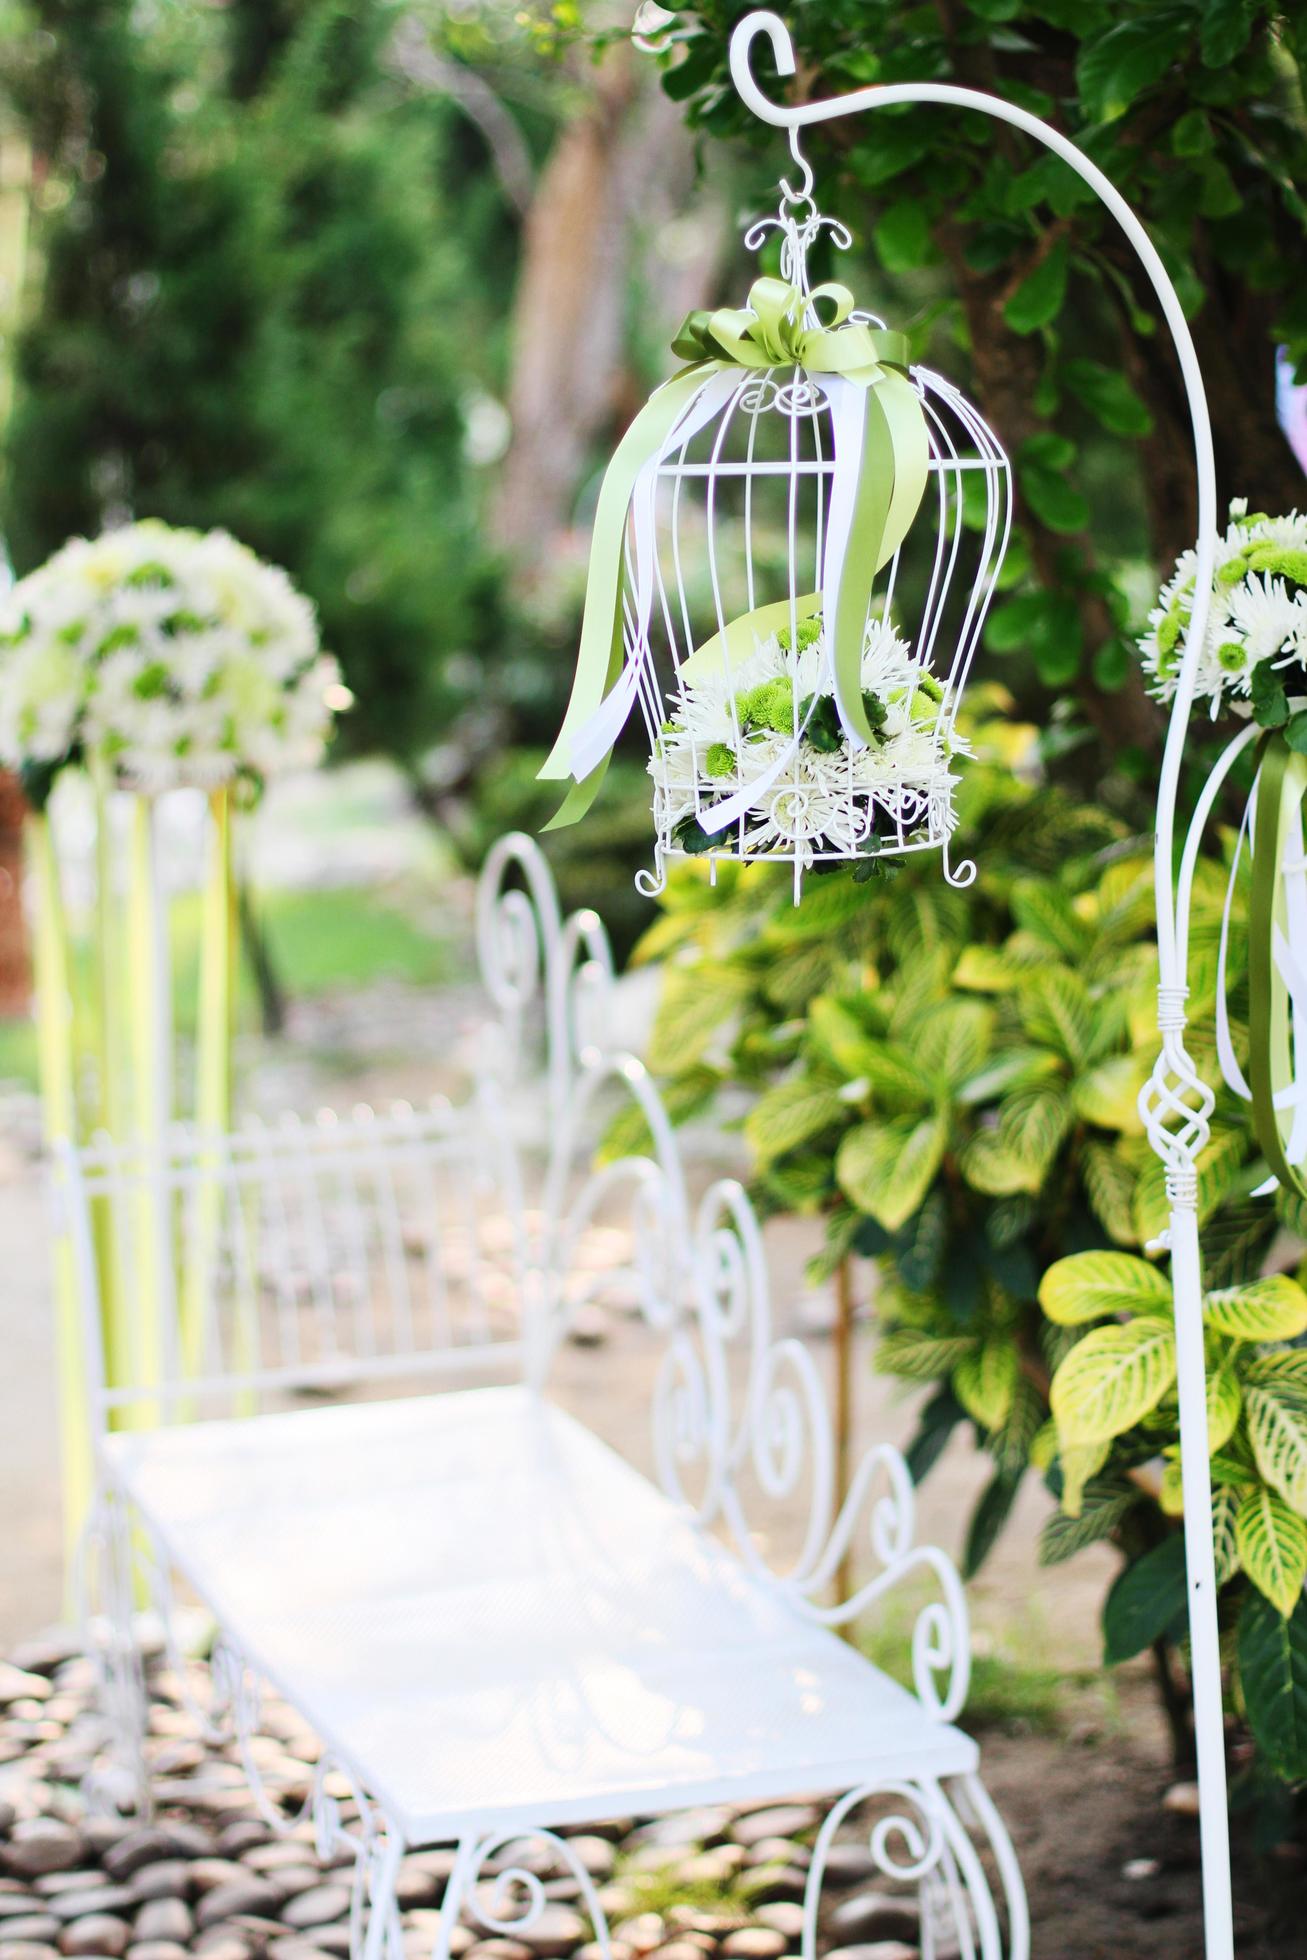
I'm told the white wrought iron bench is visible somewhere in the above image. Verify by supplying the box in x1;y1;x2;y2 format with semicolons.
59;834;1029;1960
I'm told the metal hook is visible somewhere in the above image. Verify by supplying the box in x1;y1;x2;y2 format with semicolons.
778;124;815;210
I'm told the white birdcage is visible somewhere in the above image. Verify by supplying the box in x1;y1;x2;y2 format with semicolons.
541;175;1012;903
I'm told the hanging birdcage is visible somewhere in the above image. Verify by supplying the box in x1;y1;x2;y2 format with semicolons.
539;180;1012;902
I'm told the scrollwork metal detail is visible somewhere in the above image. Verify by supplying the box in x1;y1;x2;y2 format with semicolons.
431;1829;613;1960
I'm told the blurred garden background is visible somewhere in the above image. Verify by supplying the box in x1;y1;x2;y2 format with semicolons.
2;3;1307;1954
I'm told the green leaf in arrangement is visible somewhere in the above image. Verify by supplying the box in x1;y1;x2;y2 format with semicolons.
1039;1250;1172;1325
1102;1534;1188;1665
744;1075;846;1168
953;1335;1019;1431
837;1111;949;1232
1061;358;1154;437
1205;1275;1307;1343
1239;1590;1307;1782
1003;235;1070;334
1236;1485;1307;1617
1072;1053;1149;1134
1051;1318;1178;1445
1244;1354;1307;1514
1039;1473;1139;1565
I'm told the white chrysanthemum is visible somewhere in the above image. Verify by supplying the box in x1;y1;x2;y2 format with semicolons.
0;518;341;793
653;612;956;865
1139;503;1307;709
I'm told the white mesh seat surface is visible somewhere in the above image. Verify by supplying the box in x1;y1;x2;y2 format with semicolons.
104;1387;976;1843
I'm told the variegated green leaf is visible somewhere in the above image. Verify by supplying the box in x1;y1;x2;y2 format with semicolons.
1236;1485;1307;1616
877;1326;979;1382
1082;1140;1139;1244
1205;1276;1307;1343
914;999;994;1087
1010;878;1091;960
953;945;1033;994
1207;1354;1243;1452
1018;966;1094;1068
952;1336;1019;1431
1060;1438;1110;1518
744;1075;846;1168
1213;1486;1241;1587
1244;1354;1307;1514
648;961;752;1074
1050;1319;1178;1446
837;1112;949;1233
1039;1473;1138;1564
1071;1053;1149;1134
960;1127;1037;1198
1039;1250;1172;1326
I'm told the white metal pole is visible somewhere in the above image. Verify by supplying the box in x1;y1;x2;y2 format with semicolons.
724;14;1231;1956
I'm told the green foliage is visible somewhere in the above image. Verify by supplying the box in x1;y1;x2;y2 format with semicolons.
651;1;1307;753
634;719;1307;1799
3;0;516;765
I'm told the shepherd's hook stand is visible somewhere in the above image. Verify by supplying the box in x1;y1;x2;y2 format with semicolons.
724;12;1229;1957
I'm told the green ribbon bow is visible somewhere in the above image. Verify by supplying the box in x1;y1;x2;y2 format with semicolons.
538;277;931;830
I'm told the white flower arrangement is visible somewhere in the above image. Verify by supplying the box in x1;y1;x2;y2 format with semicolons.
651;612;962;871
0;519;346;798
1139;500;1307;716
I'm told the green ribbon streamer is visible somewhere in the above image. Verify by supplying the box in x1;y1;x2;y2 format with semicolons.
1249;730;1307;1198
539;277;930;827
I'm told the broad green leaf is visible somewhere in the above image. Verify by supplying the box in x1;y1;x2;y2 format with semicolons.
1201;0;1255;67
837;1113;949;1233
1062;357;1154;437
1207;1354;1243;1452
1159;1455;1185;1517
809;994;888;1073
894;1190;949;1293
1019;458;1090;539
1019;967;1094;1068
1214;1486;1241;1587
990;1372;1045;1479
858;1041;938;1114
1078;15;1184;124
873;198;932;273
1003;236;1069;334
962;1467;1023;1579
914;999;994;1087
953;1336;1019;1431
1236;1486;1307;1617
1072;1053;1149;1134
885;883;966;964
1205;1276;1307;1343
1039;1474;1139;1565
1238;1591;1307;1781
1039;1250;1172;1325
1060;1438;1110;1518
954;945;1033;993
1010;878;1089;959
744;1075;845;1168
1050;1319;1178;1445
648;962;751;1074
960;1126;1037;1198
996;1084;1072;1180
877;1325;979;1382
1244;1355;1307;1514
1102;1535;1187;1664
1082;1140;1139;1245
958;1048;1062;1109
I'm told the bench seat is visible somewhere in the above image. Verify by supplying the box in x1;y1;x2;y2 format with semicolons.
104;1385;977;1845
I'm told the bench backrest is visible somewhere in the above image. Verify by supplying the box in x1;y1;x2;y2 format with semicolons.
56;832;616;1428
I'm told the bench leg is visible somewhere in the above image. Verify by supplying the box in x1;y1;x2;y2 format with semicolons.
430;1828;614;1960
801;1776;1023;1960
74;1485;150;1815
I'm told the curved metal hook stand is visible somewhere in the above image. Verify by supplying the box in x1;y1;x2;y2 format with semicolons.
726;14;1229;1955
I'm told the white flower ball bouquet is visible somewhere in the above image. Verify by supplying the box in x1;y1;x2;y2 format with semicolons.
1140;499;1307;724
0;519;344;801
652;610;961;875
